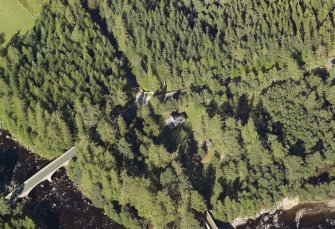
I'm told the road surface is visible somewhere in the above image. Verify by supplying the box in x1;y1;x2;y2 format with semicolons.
6;147;76;200
206;211;219;229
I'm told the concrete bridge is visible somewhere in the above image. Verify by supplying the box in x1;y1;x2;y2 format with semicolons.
5;147;76;201
5;143;221;228
205;211;219;229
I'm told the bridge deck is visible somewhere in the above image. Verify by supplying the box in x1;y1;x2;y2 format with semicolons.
206;211;218;229
6;147;76;200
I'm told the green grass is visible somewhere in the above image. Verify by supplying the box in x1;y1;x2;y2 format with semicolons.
19;0;46;17
0;0;45;41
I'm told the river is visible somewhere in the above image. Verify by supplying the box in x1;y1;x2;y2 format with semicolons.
236;203;335;229
0;129;123;229
2;128;335;229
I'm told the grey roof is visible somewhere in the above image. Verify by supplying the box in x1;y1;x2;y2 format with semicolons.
165;115;186;128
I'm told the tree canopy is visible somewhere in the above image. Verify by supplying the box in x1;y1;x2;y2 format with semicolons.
1;0;335;227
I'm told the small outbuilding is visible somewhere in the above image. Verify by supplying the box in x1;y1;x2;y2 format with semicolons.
165;112;187;129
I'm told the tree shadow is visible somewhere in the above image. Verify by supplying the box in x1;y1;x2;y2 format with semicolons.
271;121;285;143
158;126;184;153
253;101;271;139
206;100;219;118
236;94;251;125
218;177;241;202
288;140;306;158
7;183;25;204
311;68;329;82
291;51;305;68
254;100;287;145
191;163;216;203
7;31;22;47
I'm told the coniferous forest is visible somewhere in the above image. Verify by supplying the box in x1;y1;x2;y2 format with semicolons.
1;0;335;228
0;196;36;228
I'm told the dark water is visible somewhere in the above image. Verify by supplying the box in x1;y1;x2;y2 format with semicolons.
0;130;123;229
2;129;335;229
237;202;335;229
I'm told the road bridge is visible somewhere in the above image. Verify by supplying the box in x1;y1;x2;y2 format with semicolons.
5;147;76;201
205;211;219;229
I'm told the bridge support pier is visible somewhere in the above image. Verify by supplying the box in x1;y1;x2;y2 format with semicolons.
46;176;53;182
5;147;76;201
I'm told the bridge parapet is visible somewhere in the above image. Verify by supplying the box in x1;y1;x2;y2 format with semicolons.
5;147;76;201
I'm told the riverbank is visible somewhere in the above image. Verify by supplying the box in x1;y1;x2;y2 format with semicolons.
2;125;335;228
232;198;299;227
233;197;335;228
0;128;123;228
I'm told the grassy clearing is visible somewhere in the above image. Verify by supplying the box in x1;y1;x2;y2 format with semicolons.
0;0;45;41
19;0;46;17
201;149;215;165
